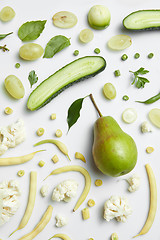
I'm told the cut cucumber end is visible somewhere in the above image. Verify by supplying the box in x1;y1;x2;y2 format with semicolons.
123;10;160;30
27;56;106;111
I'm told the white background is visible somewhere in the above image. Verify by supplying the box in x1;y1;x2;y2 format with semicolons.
0;0;160;239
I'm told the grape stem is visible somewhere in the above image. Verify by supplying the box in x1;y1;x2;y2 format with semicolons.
89;94;103;117
0;44;9;52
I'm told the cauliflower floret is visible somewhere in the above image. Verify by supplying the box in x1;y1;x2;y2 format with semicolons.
0;119;25;155
0;180;21;226
40;184;49;197
127;174;140;192
104;196;132;222
55;214;68;227
52;179;78;202
141;121;152;133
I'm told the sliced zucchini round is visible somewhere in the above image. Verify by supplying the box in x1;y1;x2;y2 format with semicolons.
123;10;160;30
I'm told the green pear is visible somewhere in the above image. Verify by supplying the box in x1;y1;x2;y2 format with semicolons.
90;94;137;177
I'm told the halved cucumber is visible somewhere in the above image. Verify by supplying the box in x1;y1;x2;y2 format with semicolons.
123;10;160;30
27;56;106;111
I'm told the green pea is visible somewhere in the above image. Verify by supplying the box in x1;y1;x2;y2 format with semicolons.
121;54;128;61
94;48;100;54
148;53;154;59
15;63;20;68
73;50;79;56
122;95;129;101
134;53;140;59
114;70;120;77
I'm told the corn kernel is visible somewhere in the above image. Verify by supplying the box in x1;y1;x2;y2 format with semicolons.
37;128;44;136
17;170;25;177
111;233;118;240
55;129;62;137
95;179;103;186
87;199;95;207
75;152;86;163
82;207;90;220
38;160;45;167
50;113;56;120
4;107;13;115
52;154;59;164
89;238;94;240
146;146;154;154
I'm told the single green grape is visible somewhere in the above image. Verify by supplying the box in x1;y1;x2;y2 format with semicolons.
114;70;120;77
122;95;129;101
134;53;140;59
108;34;132;51
103;83;116;100
94;48;100;54
121;54;128;61
73;50;79;56
148;53;154;59
19;43;43;60
4;75;25;99
15;63;20;68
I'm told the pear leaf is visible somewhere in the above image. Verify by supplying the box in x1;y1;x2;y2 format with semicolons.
67;97;86;132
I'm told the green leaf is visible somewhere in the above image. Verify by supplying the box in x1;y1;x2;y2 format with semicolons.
0;32;13;40
43;35;71;58
28;70;38;87
130;67;149;89
138;77;150;83
67;97;85;131
18;20;47;41
135;67;149;75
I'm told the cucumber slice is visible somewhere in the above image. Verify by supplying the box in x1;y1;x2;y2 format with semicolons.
123;10;160;30
27;56;106;111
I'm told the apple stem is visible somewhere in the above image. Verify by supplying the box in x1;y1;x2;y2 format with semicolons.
89;94;103;117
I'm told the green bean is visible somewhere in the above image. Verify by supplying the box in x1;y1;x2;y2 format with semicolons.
136;92;160;104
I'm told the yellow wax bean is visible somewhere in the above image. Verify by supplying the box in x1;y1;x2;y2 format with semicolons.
34;139;71;160
18;205;53;240
133;164;157;237
10;171;37;236
49;233;72;240
44;165;91;212
0;150;44;166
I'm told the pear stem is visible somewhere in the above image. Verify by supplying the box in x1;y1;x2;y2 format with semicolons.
89;94;103;117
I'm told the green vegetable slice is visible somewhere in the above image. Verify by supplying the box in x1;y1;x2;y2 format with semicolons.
27;56;106;111
43;35;70;58
18;20;47;41
123;10;160;30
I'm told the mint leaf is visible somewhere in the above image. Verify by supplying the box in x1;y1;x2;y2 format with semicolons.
28;70;38;87
18;20;47;41
43;35;70;58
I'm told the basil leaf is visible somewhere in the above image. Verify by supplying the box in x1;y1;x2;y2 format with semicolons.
67;97;85;131
28;70;38;87
18;20;47;41
43;35;70;58
0;32;13;40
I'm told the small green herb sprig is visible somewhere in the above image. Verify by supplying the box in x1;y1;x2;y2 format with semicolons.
0;44;9;52
129;67;149;88
28;70;38;87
